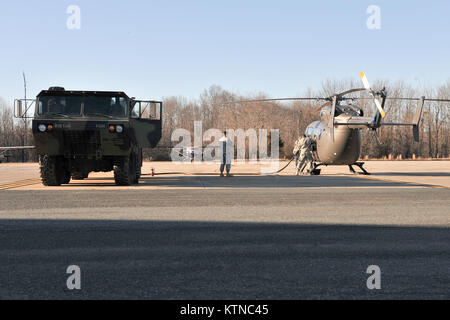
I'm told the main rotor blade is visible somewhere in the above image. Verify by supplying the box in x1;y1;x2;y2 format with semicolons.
356;97;450;102
360;72;386;118
223;97;329;105
337;88;366;97
316;100;332;111
386;98;450;102
314;88;367;111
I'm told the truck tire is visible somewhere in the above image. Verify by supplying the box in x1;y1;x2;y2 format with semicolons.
136;166;141;181
136;148;142;181
114;155;137;186
40;155;62;186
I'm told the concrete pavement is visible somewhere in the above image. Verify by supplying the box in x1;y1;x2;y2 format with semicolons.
0;161;448;299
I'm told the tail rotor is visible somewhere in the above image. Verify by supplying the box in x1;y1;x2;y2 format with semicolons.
360;71;386;122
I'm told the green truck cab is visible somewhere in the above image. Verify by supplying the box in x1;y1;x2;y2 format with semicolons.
22;87;162;186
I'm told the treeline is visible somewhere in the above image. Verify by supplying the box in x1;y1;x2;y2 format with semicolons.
160;80;450;160
0;98;35;162
1;79;449;162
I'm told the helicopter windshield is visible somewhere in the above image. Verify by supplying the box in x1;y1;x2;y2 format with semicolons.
320;108;329;119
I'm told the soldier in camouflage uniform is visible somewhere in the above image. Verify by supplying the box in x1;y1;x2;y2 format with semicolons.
293;136;303;173
293;134;314;175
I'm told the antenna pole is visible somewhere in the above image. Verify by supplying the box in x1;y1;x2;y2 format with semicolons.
22;71;27;162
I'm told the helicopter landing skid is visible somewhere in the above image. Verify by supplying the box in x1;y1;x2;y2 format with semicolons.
308;163;322;176
298;162;322;176
349;162;370;175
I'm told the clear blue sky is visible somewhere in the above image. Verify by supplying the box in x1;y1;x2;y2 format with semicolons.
0;0;449;103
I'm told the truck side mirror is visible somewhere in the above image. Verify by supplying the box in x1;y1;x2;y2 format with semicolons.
150;102;162;120
150;102;157;118
15;100;23;118
14;99;36;118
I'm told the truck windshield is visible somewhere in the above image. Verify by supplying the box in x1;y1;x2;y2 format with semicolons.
38;95;128;118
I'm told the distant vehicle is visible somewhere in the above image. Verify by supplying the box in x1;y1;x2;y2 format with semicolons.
15;87;162;186
229;72;450;175
0;147;34;163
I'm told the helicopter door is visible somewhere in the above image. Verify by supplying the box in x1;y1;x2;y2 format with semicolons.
129;100;162;148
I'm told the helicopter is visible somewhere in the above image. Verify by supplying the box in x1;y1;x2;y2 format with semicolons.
229;72;450;175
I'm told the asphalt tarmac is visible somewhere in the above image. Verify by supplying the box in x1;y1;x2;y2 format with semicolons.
0;162;448;299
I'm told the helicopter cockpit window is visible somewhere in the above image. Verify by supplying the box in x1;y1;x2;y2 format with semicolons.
306;127;313;136
318;127;324;138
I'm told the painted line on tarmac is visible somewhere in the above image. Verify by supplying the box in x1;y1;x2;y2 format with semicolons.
356;175;449;190
0;179;42;191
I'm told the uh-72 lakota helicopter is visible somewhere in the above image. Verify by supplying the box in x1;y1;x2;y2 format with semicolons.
231;72;450;175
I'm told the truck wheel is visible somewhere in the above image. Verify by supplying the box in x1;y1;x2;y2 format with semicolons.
135;155;141;183
40;155;62;186
136;166;141;182
114;155;136;186
135;148;142;182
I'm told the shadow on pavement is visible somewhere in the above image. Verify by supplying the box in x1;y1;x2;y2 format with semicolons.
0;219;448;300
373;172;450;177
65;175;416;188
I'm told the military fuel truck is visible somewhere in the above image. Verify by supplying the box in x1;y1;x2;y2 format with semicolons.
15;87;162;186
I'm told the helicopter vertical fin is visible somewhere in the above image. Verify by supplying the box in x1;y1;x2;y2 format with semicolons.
412;96;425;142
413;96;425;126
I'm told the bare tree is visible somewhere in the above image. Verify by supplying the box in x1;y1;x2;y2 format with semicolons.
2;79;449;162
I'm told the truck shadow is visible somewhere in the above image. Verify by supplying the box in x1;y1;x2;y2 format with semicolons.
134;175;413;188
64;175;416;188
64;173;441;189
